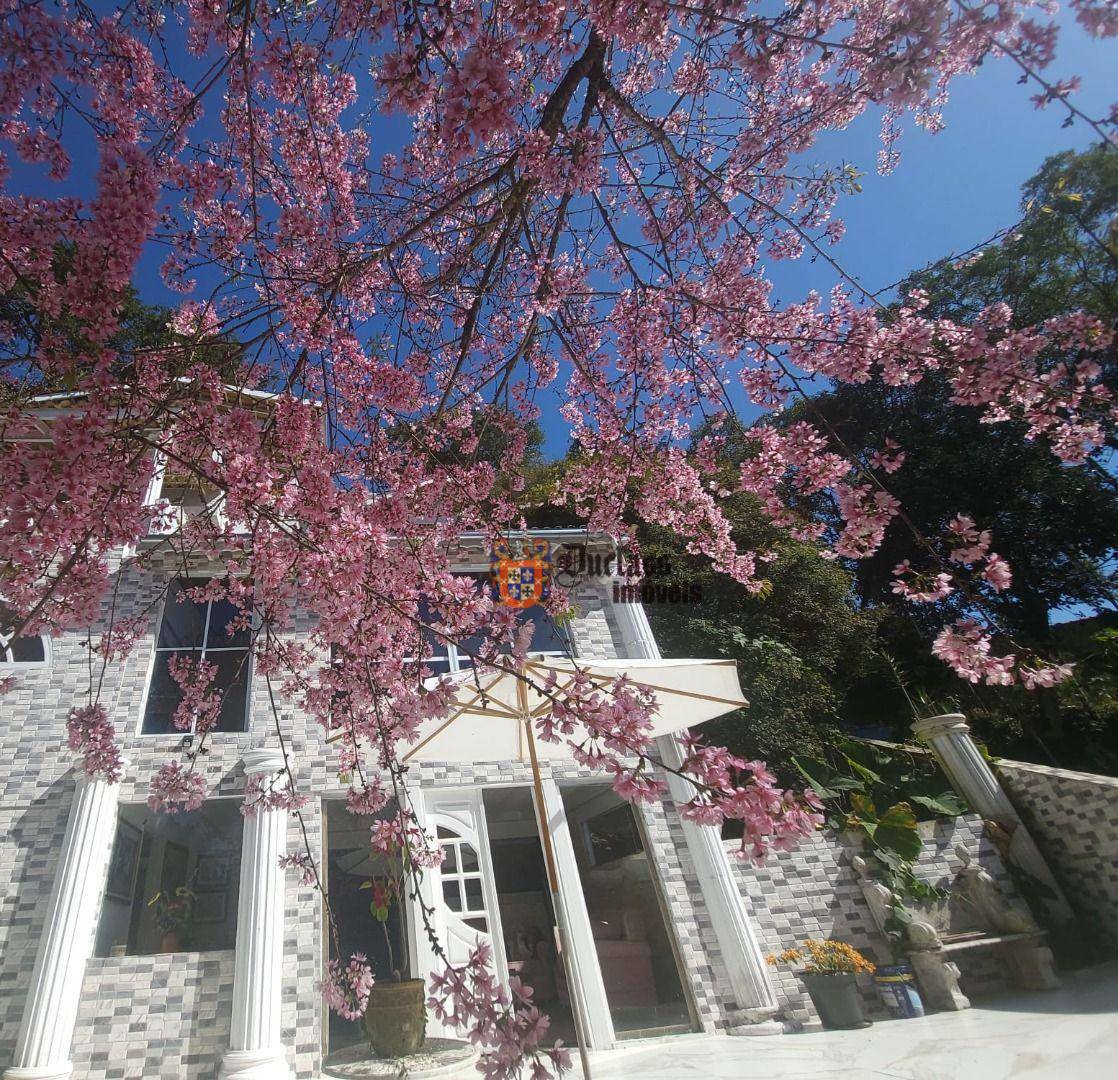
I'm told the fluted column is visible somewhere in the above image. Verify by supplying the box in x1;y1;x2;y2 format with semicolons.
220;749;292;1080
610;587;781;1032
913;714;1073;923
4;761;126;1080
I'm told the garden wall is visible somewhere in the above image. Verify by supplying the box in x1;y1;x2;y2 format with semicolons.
726;815;1015;1027
996;758;1118;952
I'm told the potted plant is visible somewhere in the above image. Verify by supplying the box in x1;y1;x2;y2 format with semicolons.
358;820;428;1058
768;939;875;1029
147;880;196;953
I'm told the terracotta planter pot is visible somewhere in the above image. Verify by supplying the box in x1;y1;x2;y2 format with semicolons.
801;972;871;1029
159;931;182;953
364;978;426;1058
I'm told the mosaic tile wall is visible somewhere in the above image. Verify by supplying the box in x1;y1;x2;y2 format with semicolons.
0;551;285;1078
997;758;1118;952
726;815;1019;1026
72;953;235;1078
6;545;1087;1073
0;558;743;1078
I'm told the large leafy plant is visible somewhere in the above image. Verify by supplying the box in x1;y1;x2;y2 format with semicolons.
794;737;968;920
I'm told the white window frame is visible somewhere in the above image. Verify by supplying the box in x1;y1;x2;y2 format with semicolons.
0;628;51;670
435;827;489;920
136;579;253;738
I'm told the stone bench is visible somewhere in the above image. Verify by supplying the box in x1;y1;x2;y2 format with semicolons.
851;844;1061;1011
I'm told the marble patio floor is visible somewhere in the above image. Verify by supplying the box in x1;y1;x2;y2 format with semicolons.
584;961;1118;1080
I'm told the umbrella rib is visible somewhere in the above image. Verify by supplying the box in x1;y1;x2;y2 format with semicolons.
454;703;522;719
580;671;745;709
523;658;744;708
401;671;510;762
624;681;746;708
528;673;576;716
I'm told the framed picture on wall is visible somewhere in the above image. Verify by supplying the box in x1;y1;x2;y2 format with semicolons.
105;821;142;902
160;840;191;892
195;853;233;890
193;889;228;925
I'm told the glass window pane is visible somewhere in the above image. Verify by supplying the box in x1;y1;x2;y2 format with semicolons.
142;650;196;735
464;877;483;911
586;803;644;865
464;917;488;933
521;605;569;655
442;844;458;874
9;634;45;663
95;801;243;957
455;573;569;658
459;844;479;872
436;826;454;840
209;650;251;732
420;656;452;676
206;595;251;648
0;605;47;664
442;880;462;912
418;602;453;666
452;632;485;668
157;581;206;649
560;783;693;1036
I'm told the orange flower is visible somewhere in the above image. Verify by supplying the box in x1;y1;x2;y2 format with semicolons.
765;939;875;975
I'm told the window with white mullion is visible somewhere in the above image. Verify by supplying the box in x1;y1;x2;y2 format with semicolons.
412;574;572;676
0;604;49;667
437;832;486;916
141;579;252;735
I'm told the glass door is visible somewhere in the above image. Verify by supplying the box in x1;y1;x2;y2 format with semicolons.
558;782;696;1038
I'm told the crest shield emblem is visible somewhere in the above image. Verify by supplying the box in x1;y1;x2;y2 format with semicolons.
490;538;551;609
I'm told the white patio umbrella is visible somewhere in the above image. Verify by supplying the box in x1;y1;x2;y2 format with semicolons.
399;656;748;1078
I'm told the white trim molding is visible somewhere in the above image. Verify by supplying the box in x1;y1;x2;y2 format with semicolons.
4;760;128;1080
609;588;782;1031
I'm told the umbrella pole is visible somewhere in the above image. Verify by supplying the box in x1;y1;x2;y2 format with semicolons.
523;713;594;1080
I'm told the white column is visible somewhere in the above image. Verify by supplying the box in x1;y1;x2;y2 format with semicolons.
610;587;781;1031
912;714;1073;923
220;749;292;1080
4;761;126;1080
533;778;616;1050
656;737;781;1030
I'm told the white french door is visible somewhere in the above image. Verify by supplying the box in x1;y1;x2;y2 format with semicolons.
408;782;617;1050
407;788;509;1037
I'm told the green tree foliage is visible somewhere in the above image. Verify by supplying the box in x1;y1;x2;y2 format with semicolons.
798;144;1118;772
637;499;881;777
906;143;1118;361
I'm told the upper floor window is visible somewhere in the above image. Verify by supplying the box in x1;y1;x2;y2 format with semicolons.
419;574;570;674
0;606;49;666
141;579;252;735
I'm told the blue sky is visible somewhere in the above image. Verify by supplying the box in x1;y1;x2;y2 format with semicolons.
765;19;1116;306
15;9;1114;462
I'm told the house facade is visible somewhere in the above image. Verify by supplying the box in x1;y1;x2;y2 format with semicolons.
0;518;788;1080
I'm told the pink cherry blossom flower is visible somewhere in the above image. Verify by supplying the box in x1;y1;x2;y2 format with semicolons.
66;703;124;783
983;553;1014;592
148;762;207;815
